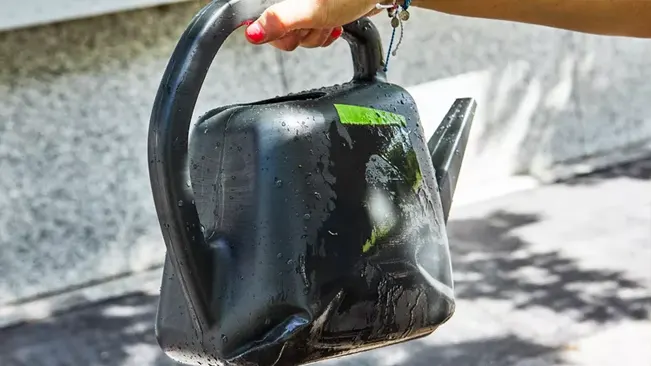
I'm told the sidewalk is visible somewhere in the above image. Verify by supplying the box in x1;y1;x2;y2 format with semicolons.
1;159;649;366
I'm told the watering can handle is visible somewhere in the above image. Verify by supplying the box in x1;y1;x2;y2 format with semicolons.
148;0;385;331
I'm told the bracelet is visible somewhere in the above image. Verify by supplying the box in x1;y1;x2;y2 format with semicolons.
376;0;411;72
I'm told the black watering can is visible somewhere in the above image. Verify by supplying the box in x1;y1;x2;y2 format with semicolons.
148;0;476;365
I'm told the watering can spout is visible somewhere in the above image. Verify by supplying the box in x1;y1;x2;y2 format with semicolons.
428;98;477;222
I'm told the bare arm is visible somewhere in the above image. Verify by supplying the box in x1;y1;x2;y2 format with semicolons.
413;0;651;38
245;0;651;50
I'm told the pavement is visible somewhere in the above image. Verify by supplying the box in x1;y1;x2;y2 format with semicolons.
0;158;649;366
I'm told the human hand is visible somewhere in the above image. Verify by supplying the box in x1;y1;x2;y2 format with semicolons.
243;0;383;51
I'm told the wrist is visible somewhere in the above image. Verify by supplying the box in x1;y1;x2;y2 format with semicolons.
375;0;409;8
373;0;412;16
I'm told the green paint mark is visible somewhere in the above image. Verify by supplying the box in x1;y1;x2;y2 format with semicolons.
334;104;406;127
362;224;392;253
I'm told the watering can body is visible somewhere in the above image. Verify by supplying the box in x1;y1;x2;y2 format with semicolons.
148;1;476;365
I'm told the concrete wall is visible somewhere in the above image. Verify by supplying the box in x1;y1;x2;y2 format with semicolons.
1;1;650;309
0;0;187;31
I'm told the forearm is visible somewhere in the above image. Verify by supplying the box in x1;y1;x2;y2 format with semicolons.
412;0;651;38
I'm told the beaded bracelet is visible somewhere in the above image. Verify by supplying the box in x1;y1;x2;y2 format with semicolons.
375;0;411;71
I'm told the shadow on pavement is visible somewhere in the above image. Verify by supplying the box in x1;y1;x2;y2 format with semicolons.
321;334;560;366
399;335;560;366
560;156;651;185
0;293;175;366
447;210;650;323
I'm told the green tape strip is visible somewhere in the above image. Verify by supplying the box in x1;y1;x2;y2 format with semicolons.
334;104;406;127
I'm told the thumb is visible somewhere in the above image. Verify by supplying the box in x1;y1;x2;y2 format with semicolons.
245;0;324;44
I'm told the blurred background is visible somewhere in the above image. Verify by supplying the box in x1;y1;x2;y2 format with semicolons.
0;0;649;365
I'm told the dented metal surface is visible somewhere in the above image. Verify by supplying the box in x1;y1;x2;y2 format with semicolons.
148;1;475;365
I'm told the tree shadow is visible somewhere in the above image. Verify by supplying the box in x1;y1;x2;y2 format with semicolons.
559;156;651;186
319;334;560;366
447;210;650;323
0;292;178;366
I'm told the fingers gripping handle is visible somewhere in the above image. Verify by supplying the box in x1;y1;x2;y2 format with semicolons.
148;0;385;332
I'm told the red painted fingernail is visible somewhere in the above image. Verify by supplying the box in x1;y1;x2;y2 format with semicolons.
240;19;254;27
331;27;343;39
245;23;266;43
